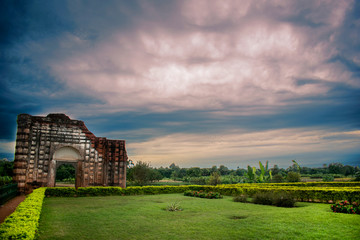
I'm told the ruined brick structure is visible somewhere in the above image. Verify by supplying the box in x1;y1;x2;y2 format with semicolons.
13;113;127;193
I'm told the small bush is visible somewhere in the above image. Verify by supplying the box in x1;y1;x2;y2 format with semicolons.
252;192;296;207
166;202;182;211
253;192;274;205
233;195;248;203
272;193;296;207
331;200;360;215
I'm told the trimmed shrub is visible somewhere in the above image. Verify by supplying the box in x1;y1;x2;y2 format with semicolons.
0;187;46;240
184;190;223;199
252;192;274;205
272;192;296;207
252;192;296;207
44;184;360;204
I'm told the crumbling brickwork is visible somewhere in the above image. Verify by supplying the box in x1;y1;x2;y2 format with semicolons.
13;113;127;193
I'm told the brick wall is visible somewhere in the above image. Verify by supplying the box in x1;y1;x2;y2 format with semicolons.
13;113;127;193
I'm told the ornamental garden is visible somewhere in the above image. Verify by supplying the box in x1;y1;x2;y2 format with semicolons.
1;182;360;239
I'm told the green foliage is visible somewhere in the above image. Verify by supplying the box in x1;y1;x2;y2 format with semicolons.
272;192;296;208
166;202;182;212
246;165;257;183
331;200;360;215
272;174;284;183
218;165;230;175
184;190;223;199
292;160;301;172
233;194;248;203
252;192;274;205
246;161;272;183
258;161;272;182
56;164;75;181
0;159;13;177
208;172;221;185
62;178;75;184
286;171;301;182
0;187;46;240
127;161;162;185
125;161;358;185
185;177;207;185
186;167;201;177
354;172;360;181
252;192;296;207
322;175;334;182
220;175;243;184
0;183;18;205
0;176;13;186
46;186;193;197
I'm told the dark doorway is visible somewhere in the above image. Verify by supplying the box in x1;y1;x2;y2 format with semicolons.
55;163;76;187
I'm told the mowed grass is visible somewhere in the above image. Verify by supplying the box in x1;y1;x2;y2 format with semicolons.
38;194;360;240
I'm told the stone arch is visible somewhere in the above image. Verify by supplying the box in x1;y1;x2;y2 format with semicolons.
53;146;82;161
48;146;84;188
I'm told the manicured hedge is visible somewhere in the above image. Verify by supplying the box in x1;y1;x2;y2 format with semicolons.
44;184;360;203
45;186;196;197
184;190;223;199
0;188;46;240
224;182;360;188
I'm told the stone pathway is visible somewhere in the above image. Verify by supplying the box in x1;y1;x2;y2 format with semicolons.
0;195;26;223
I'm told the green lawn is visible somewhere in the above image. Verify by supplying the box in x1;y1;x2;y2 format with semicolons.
38;194;360;240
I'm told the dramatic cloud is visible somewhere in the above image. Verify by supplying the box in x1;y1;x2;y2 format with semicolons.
1;0;359;167
43;0;357;114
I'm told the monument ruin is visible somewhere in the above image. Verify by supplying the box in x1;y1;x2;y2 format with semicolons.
13;113;127;193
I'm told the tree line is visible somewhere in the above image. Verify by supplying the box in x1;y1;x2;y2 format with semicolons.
1;158;359;186
127;160;360;186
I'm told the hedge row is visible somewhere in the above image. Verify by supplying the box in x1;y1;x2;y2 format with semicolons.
0;188;46;240
224;182;360;188
45;185;360;203
45;186;197;197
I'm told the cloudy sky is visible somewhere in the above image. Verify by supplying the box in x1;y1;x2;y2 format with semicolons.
1;0;359;168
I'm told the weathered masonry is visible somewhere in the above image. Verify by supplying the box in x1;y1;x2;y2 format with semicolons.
13;113;127;193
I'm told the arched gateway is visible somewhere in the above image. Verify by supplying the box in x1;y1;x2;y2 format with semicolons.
50;146;82;188
13;113;128;193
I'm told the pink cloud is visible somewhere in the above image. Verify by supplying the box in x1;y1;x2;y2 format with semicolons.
31;0;356;115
